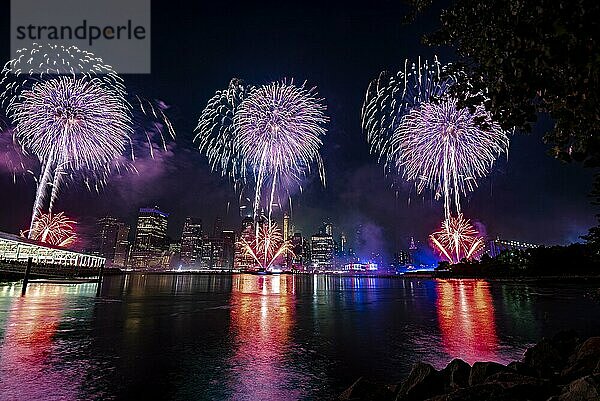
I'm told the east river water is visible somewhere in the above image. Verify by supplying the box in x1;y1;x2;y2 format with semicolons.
0;274;599;400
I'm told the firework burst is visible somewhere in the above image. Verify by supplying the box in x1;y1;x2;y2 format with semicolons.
235;81;327;218
362;57;454;156
386;98;509;218
430;214;484;264
21;211;77;248
197;79;328;220
195;78;254;182
237;220;293;270
1;45;175;234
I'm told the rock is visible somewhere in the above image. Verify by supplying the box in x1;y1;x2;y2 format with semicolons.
523;338;565;378
562;337;600;380
507;361;537;377
338;376;396;401
557;374;600;401
440;359;471;390
427;383;507;401
397;362;444;401
549;331;581;359
469;361;509;386
484;371;557;400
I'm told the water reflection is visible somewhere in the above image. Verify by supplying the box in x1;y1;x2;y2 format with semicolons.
228;275;299;401
0;285;91;400
436;279;499;364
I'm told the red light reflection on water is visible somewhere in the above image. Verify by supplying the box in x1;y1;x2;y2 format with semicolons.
228;274;298;401
436;279;499;364
0;285;77;401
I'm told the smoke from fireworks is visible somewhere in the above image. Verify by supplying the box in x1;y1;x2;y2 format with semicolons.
237;220;293;269
430;214;484;264
0;44;175;234
197;79;328;220
363;57;510;262
21;211;77;248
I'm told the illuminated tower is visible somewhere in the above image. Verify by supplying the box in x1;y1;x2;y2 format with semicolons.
283;213;290;242
180;217;203;268
130;207;169;269
409;236;417;265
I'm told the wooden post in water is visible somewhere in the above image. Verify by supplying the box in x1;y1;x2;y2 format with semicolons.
21;257;33;296
96;262;105;297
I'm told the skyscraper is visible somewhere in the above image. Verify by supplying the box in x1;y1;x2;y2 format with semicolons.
311;231;334;270
130;207;169;269
96;216;130;267
283;213;290;242
96;216;120;261
180;217;203;268
235;216;255;270
113;223;130;268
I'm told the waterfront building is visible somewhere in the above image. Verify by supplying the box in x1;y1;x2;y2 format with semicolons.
113;223;130;268
96;217;130;267
0;231;105;267
129;207;169;269
235;216;255;270
180;217;203;268
311;231;334;270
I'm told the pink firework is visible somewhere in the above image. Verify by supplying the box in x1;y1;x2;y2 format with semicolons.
430;214;484;264
22;212;77;248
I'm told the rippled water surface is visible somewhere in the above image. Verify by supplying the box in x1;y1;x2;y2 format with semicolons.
0;274;599;400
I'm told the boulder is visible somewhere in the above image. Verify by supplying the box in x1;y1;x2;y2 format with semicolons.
338;376;396;401
484;371;557;400
469;361;509;386
523;339;565;378
562;337;600;380
396;362;444;401
557;374;600;401
440;359;471;390
507;361;537;377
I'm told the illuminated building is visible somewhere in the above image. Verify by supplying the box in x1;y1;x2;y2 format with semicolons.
291;232;304;269
395;250;410;266
324;221;333;236
96;217;119;261
408;236;418;264
0;231;104;267
311;231;334;270
222;230;236;270
283;213;290;242
180;217;203;268
488;238;539;258
340;233;347;254
129;207;169;269
235;216;255;270
113;223;130;268
96;216;130;267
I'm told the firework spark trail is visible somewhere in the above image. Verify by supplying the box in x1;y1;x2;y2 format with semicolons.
21;211;77;248
1;44;175;235
386;98;509;219
363;57;509;262
9;75;132;230
362;57;453;156
234;81;327;221
195;78;255;183
237;221;294;269
429;214;484;264
197;79;328;232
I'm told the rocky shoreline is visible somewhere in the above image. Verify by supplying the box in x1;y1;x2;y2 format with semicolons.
339;332;600;401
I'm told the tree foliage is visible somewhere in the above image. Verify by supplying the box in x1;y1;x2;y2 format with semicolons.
424;0;600;167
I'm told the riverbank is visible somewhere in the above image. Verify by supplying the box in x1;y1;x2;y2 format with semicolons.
339;332;600;401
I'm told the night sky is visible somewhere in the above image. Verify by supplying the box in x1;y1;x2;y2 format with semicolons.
0;1;596;260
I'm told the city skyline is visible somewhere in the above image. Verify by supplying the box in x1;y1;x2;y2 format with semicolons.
0;2;596;260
